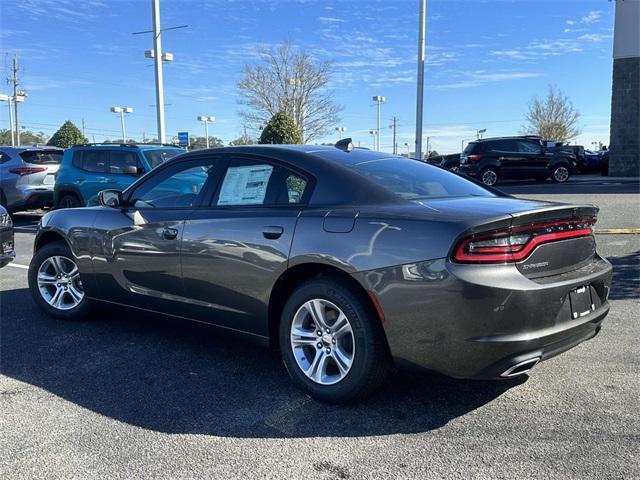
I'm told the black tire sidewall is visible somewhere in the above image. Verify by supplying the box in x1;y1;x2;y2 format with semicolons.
480;167;499;186
28;241;92;320
59;194;80;209
279;279;388;403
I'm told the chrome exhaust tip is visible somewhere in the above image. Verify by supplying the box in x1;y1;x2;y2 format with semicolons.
500;357;541;378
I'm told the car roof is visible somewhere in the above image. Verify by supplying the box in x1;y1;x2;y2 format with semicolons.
0;146;63;152
473;136;541;143
70;143;184;151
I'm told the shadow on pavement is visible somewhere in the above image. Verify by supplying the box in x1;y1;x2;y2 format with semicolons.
0;287;522;438
608;250;640;300
498;177;640;196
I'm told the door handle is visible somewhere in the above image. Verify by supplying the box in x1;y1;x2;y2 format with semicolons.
106;178;117;184
162;227;179;240
262;226;284;240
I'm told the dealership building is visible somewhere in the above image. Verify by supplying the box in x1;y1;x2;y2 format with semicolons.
610;0;640;176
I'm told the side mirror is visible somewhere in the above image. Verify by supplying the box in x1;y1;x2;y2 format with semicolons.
123;165;140;176
98;189;123;207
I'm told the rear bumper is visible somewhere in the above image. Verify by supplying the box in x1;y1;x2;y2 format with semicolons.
9;185;54;210
354;255;612;379
0;226;15;268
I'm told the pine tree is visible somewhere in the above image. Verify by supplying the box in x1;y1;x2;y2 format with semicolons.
259;112;303;145
47;121;88;148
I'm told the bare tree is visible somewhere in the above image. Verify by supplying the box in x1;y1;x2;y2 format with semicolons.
237;41;341;143
522;86;581;142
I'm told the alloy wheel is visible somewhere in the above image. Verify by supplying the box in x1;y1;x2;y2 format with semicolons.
481;169;498;186
37;255;84;310
290;299;355;385
553;166;569;182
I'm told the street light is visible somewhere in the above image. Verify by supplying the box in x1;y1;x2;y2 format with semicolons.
0;94;15;146
197;115;215;148
461;138;469;152
477;128;486;139
110;106;133;143
372;95;385;151
335;126;346;140
404;142;410;157
369;130;378;150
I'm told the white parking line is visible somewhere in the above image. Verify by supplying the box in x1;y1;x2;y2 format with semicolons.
6;263;28;270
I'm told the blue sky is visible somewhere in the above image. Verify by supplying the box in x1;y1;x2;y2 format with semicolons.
0;0;614;153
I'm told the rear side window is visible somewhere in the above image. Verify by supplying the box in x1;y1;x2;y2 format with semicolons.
491;140;518;152
80;151;108;173
463;142;479;155
350;157;494;200
19;150;63;164
215;159;309;206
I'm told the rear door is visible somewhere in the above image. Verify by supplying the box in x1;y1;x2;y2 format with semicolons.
180;156;311;336
91;157;220;314
515;139;547;176
492;139;526;177
75;149;109;204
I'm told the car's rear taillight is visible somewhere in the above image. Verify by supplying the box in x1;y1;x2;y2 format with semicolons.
8;167;47;176
468;154;482;162
453;218;596;263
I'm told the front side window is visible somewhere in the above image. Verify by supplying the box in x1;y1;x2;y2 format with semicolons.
350;157;494;200
516;140;542;154
109;151;141;174
130;163;212;208
142;148;183;169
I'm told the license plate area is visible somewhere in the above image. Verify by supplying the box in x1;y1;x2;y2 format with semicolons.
569;285;595;319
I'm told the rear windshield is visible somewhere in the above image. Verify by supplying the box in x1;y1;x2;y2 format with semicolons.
20;150;63;164
350;157;494;200
142;149;183;169
463;142;479;155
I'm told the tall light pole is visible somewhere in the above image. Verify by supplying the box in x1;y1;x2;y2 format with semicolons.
152;0;166;143
335;126;346;140
197;115;215;148
369;130;378;150
461;138;469;152
415;0;426;160
404;142;410;157
372;96;385;151
0;94;15;146
389;117;398;154
477;128;486;139
111;106;133;143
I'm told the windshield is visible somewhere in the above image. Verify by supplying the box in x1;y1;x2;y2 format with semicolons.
20;150;63;165
350;157;495;200
142;148;183;169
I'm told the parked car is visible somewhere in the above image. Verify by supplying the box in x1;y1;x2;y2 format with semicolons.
547;145;586;172
600;150;609;176
28;141;612;403
428;153;460;172
0;146;64;212
0;205;15;268
54;143;185;208
459;136;575;186
582;150;604;174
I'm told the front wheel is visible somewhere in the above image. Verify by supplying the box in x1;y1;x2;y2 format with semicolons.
28;241;92;319
480;167;499;186
57;194;81;209
279;279;390;403
551;164;570;183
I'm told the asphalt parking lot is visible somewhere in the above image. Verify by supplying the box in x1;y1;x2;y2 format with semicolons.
1;176;639;480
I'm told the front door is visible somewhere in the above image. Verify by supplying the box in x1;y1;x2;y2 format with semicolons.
180;157;311;337
91;158;220;314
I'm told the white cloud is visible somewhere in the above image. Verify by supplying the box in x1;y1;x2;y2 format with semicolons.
566;20;575;25
581;11;601;24
578;33;612;42
319;16;345;24
435;71;544;90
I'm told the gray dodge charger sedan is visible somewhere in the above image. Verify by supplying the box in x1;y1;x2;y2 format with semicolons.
28;142;612;403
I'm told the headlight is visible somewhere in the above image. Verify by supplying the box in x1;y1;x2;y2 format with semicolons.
0;213;12;227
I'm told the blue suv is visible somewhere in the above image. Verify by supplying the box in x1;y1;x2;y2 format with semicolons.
54;144;185;208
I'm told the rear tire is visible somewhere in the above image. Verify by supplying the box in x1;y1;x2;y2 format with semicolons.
28;241;93;320
57;193;81;209
551;164;570;183
480;167;499;186
279;278;390;403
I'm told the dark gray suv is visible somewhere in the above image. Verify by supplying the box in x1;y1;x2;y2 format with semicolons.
27;142;612;402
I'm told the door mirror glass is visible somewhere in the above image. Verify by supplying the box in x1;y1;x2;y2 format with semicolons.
98;189;123;207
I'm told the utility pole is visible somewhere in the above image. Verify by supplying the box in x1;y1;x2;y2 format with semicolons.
372;96;385;151
82;118;86;138
152;0;166;143
12;55;20;146
415;0;426;160
390;117;397;155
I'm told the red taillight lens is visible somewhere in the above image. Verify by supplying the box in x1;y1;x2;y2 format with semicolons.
453;218;596;263
468;154;482;162
8;167;47;176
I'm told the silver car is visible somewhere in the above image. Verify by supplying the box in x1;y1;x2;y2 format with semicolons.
0;146;63;212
